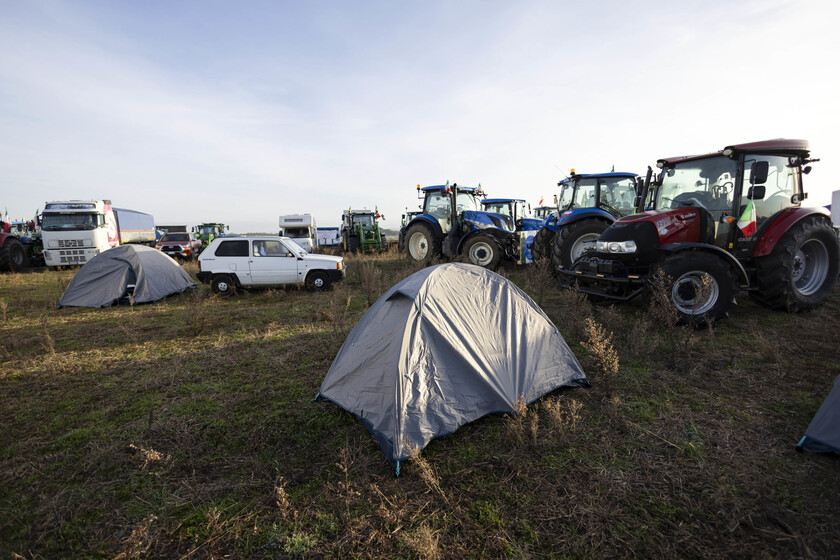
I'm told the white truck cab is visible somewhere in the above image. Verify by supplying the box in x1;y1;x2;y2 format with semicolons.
278;214;317;252
197;236;344;294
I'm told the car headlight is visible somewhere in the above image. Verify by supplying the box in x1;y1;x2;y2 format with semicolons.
596;240;637;253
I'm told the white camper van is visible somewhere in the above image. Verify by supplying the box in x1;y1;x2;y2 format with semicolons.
278;214;317;252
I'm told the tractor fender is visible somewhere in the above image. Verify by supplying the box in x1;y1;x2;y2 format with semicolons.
659;243;750;286
406;215;444;239
751;206;831;258
556;209;615;227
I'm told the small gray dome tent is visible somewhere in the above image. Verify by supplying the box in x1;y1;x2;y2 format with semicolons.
58;245;195;308
797;375;840;454
317;263;588;473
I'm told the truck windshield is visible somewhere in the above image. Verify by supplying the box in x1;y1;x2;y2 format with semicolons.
41;213;99;231
657;155;737;212
284;227;311;237
197;226;218;235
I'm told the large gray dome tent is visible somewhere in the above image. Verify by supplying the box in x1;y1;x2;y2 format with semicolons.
58;245;195;308
317;263;588;473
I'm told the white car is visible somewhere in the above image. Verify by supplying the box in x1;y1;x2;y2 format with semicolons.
197;236;345;295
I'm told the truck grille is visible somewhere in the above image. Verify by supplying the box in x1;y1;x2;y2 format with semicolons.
161;245;183;252
58;249;87;264
57;239;86;248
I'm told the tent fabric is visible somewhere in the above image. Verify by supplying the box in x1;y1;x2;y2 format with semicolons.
317;262;588;468
58;245;195;308
797;375;840;454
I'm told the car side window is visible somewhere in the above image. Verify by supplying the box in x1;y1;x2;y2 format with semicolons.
253;240;285;257
214;240;249;256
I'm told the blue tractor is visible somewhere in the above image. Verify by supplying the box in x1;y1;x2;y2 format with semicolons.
530;171;645;267
401;183;517;269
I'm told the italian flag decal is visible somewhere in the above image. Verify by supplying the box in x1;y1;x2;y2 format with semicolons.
738;199;757;237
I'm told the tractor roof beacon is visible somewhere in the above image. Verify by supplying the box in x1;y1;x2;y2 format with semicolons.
530;171;643;264
558;139;838;325
401;183;517;270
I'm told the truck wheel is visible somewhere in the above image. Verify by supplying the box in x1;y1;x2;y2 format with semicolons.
750;215;839;312
0;237;28;272
551;220;610;270
463;235;502;269
348;236;360;253
405;223;439;264
530;227;554;262
653;252;737;325
306;271;331;292
211;275;236;296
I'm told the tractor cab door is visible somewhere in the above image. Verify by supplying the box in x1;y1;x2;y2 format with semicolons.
424;190;452;233
731;155;800;256
598;176;638;217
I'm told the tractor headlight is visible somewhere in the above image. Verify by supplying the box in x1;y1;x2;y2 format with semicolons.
597;240;637;253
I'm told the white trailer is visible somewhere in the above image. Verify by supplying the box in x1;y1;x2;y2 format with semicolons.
278;214;317;251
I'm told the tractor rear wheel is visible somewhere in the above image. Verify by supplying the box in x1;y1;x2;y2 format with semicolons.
405;223;439;265
348;235;360;253
463;235;502;270
551;219;610;270
0;237;28;272
652;251;737;326
530;226;554;262
750;215;839;312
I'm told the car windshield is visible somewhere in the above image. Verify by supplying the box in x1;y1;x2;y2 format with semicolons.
282;238;308;256
161;233;189;242
41;212;99;230
657;155;737;212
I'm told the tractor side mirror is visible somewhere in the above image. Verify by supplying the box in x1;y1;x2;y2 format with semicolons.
749;161;769;185
747;185;766;200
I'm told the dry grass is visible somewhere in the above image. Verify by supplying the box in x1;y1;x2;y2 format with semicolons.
1;256;840;558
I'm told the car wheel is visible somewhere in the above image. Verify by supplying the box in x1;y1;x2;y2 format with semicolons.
306;271;331;291
211;275;236;296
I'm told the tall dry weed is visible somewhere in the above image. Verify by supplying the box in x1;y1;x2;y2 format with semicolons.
551;289;593;343
40;314;56;355
406;441;448;504
402;523;442;560
359;260;385;306
505;395;540;447
544;397;583;437
521;260;556;308
113;514;158;560
582;317;619;398
328;282;353;337
336;444;361;518
0;298;7;321
184;289;211;336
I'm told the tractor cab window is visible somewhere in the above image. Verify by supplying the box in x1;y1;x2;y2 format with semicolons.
657;156;737;218
741;154;799;229
355;214;375;227
598;177;638;215
557;183;575;210
425;191;478;218
483;202;513;217
574;178;598;209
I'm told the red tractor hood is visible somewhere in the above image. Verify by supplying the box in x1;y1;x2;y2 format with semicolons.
615;208;701;245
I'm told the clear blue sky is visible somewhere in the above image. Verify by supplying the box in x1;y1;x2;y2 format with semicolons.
1;0;838;232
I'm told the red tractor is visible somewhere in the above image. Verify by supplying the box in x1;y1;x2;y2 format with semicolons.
557;139;839;324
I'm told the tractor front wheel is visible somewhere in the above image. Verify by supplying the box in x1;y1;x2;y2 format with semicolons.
552;220;610;270
348;235;360;253
0;237;28;272
530;226;554;262
405;223;439;265
463;235;502;270
750;215;839;312
652;252;737;326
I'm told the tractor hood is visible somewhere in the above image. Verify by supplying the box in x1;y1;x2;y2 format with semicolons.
462;210;515;232
599;208;702;250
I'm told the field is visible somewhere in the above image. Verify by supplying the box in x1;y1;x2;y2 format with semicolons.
1;251;839;559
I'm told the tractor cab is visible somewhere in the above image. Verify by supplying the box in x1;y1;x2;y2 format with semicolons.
481;198;542;231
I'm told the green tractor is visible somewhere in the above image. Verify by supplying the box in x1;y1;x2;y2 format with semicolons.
192;222;229;250
341;209;386;253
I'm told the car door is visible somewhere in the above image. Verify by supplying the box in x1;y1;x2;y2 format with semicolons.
249;239;299;285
